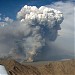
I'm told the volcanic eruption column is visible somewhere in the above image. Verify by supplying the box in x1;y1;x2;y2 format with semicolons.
15;5;63;62
0;5;64;62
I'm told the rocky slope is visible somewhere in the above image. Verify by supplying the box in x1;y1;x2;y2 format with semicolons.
0;59;75;75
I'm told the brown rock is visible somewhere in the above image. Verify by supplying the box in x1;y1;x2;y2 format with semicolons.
0;59;75;75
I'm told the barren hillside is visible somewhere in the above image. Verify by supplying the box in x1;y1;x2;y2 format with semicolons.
0;59;75;75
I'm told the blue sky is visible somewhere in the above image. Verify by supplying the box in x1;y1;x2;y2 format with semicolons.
0;0;74;19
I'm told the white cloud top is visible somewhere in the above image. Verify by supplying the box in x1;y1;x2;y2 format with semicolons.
17;5;63;27
4;17;13;23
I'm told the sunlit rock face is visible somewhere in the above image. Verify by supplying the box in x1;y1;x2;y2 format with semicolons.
0;5;63;62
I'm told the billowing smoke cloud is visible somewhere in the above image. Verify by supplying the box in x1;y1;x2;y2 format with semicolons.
0;5;63;62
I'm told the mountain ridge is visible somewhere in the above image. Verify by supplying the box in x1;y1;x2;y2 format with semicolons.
0;59;75;75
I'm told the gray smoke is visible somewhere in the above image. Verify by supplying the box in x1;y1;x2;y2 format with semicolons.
0;5;63;62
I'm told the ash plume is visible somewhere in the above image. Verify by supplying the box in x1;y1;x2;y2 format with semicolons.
0;5;63;62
